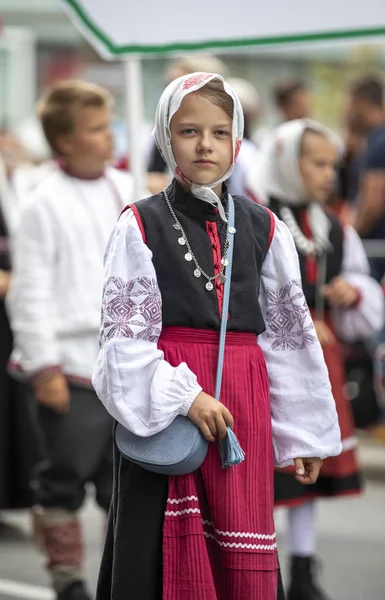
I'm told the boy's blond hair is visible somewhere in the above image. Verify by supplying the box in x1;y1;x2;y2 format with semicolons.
37;79;113;156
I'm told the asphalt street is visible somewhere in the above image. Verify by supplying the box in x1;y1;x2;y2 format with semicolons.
0;480;384;599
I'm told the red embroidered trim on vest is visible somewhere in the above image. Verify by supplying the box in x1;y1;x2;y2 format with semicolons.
265;207;276;250
206;221;224;317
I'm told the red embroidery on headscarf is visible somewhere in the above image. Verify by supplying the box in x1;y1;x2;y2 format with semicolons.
234;139;242;162
183;73;212;90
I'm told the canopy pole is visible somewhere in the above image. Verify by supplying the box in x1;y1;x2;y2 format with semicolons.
123;56;145;201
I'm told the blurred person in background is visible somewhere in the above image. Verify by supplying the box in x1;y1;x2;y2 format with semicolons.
0;123;55;235
226;77;262;200
146;53;229;194
346;76;385;437
0;130;30;235
274;80;313;123
257;119;384;600
245;80;314;203
332;122;365;225
0;142;42;521
346;76;385;277
12;115;58;197
7;80;136;600
165;53;229;85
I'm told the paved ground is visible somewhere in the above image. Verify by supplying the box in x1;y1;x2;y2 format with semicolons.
357;435;385;482
0;479;384;599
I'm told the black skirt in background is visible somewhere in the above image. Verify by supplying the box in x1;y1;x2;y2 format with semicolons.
0;300;43;510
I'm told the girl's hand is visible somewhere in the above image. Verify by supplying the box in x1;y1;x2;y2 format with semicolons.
313;319;335;346
294;457;323;485
188;391;234;442
322;276;360;309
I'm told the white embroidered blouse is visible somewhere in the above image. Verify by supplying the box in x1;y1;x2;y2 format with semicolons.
93;208;343;467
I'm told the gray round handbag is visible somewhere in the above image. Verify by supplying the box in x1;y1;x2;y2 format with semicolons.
115;415;209;475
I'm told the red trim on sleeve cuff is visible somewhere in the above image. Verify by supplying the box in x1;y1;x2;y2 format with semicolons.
8;361;94;388
8;360;64;386
30;366;64;386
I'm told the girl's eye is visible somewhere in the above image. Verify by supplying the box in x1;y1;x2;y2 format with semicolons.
216;130;230;137
181;128;196;135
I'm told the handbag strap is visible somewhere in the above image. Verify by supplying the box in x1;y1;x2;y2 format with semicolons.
215;194;235;400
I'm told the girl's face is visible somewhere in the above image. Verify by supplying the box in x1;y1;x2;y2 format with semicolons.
170;92;233;196
299;132;338;203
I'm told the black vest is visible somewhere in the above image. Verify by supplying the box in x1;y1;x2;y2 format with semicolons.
269;197;344;309
0;203;10;272
133;181;272;334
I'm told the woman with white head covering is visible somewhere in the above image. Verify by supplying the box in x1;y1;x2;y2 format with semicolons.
258;119;384;600
93;77;341;600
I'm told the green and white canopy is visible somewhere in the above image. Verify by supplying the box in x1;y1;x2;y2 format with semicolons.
61;0;385;58
60;0;385;197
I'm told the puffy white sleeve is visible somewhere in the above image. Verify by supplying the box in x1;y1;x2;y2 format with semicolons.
92;209;202;437
331;226;384;343
6;198;62;381
258;215;342;467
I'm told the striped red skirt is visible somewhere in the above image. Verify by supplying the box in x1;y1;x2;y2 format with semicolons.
159;327;278;600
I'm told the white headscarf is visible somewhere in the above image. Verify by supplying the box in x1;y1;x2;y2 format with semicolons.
153;72;244;221
255;119;341;205
254;119;342;248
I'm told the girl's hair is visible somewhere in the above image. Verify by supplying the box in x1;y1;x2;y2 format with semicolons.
196;78;234;120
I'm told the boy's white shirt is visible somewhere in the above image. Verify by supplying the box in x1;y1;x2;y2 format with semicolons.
7;166;136;383
92;208;349;467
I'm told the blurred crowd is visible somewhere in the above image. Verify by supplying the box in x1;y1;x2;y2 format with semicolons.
1;52;385;600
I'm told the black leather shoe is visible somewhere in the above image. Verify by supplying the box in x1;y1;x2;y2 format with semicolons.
287;556;332;600
57;581;92;600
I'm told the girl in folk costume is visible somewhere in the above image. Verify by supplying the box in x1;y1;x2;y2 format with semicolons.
257;119;384;600
93;74;341;600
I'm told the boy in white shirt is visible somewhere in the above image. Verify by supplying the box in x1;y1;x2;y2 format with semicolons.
7;80;134;600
